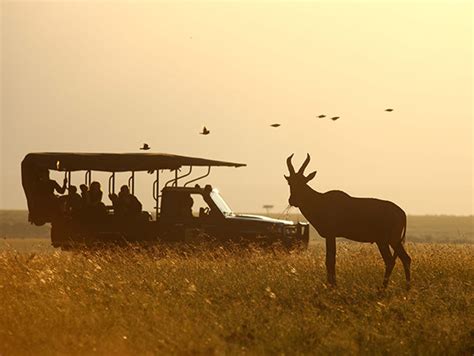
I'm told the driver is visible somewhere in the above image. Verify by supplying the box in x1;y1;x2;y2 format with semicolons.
180;195;194;218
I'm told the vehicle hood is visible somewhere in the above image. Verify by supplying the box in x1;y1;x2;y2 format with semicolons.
226;214;296;225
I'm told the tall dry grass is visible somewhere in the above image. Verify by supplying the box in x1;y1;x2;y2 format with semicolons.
0;243;473;355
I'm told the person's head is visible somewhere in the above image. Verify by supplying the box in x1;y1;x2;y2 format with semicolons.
68;185;77;194
90;181;101;191
119;185;130;195
79;184;88;193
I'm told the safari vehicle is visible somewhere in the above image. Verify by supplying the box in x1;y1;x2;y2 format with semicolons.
21;152;309;249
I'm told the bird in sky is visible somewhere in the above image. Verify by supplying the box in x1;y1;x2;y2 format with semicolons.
317;115;326;118
270;123;281;128
140;143;150;150
385;108;394;112
200;127;210;135
331;116;340;121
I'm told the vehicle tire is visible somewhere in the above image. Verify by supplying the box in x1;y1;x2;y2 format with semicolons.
51;221;68;248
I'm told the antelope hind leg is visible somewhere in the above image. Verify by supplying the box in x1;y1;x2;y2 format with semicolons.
393;243;412;290
325;236;336;286
377;241;395;288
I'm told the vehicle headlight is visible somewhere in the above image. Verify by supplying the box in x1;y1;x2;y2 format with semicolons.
284;226;297;236
267;224;283;234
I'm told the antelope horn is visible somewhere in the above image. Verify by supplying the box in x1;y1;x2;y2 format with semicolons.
286;154;295;175
298;153;311;174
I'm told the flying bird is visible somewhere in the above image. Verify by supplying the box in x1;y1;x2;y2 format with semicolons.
317;115;326;118
331;116;340;121
385;108;394;112
270;124;281;128
200;127;210;135
140;143;150;150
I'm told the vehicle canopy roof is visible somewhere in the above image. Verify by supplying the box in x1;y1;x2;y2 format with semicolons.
22;152;246;172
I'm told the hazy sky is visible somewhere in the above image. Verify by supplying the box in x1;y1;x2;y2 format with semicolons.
1;1;472;215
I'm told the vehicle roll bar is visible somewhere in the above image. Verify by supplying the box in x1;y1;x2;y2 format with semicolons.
184;166;211;187
164;166;193;187
164;169;177;188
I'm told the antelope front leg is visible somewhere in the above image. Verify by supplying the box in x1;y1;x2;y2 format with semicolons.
325;236;336;286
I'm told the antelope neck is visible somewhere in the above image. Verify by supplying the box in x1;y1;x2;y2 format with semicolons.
299;184;322;208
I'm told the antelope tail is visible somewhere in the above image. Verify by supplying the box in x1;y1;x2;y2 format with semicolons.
392;214;407;261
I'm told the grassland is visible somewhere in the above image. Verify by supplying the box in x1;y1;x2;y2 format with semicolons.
1;242;473;355
1;211;473;354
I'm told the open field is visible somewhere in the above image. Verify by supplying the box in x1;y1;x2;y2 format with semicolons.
1;211;473;354
1;242;473;355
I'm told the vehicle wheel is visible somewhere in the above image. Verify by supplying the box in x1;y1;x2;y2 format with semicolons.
51;222;68;248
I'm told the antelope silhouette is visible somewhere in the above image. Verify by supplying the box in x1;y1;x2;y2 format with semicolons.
285;154;411;288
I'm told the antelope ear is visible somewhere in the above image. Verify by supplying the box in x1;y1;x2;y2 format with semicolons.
305;171;317;182
284;175;290;181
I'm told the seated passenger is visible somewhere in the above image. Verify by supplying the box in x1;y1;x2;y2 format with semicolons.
87;181;106;217
89;181;103;205
65;185;83;217
110;185;142;217
108;191;124;216
79;184;90;204
39;169;67;196
37;169;68;217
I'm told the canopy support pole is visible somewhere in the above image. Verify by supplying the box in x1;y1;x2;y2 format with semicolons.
85;170;91;186
108;172;115;195
65;171;71;189
153;170;160;220
128;171;135;194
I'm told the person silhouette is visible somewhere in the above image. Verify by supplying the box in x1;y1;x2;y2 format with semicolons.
88;181;106;219
37;169;67;217
65;185;83;217
79;184;90;204
181;195;194;218
89;181;103;204
110;185;142;217
39;169;67;196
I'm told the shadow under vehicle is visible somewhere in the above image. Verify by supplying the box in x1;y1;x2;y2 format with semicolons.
21;152;309;249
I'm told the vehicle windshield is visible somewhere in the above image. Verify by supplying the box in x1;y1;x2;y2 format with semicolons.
210;189;233;216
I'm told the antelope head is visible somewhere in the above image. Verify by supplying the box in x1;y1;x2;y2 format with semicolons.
284;153;317;207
